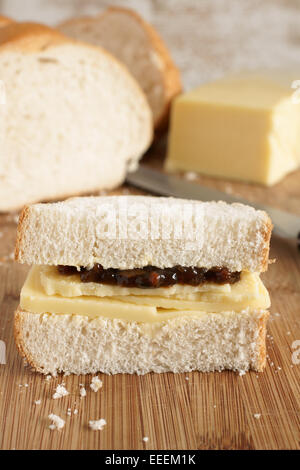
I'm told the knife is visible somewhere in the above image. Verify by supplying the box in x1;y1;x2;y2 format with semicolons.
126;166;300;239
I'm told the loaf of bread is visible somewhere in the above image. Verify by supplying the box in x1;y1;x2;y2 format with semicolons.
0;22;152;212
59;6;182;130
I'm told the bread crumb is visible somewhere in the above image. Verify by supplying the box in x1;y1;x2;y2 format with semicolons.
89;419;106;431
45;375;52;382
254;413;261;419
90;376;103;392
48;414;65;430
80;385;86;398
74;409;78;415
34;399;41;405
53;384;69;399
184;171;198;181
224;184;233;194
143;436;149;442
239;370;246;376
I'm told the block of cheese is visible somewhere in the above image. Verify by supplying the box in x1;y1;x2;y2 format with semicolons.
165;71;300;185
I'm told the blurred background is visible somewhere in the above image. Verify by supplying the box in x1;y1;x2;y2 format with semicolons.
0;0;300;89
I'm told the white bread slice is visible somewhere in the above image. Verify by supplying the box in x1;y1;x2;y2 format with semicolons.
14;306;269;375
0;15;13;27
15;196;272;272
58;6;182;130
0;23;152;212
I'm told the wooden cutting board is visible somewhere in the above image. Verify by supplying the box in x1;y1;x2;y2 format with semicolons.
0;147;300;450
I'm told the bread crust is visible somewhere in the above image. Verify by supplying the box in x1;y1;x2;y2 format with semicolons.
257;309;269;371
14;306;42;372
0;21;153;105
0;22;66;51
0;15;13;27
14;205;29;262
59;6;182;130
261;216;273;272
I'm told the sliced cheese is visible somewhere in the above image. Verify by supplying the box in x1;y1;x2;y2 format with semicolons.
165;71;300;186
40;265;231;298
20;266;270;323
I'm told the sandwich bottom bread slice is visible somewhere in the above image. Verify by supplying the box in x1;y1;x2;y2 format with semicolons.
14;196;272;375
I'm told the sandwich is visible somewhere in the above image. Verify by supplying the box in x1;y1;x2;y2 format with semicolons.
58;6;182;131
0;22;152;212
14;195;272;375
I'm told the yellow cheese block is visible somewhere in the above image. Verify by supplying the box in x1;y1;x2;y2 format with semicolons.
165;71;300;185
20;266;270;323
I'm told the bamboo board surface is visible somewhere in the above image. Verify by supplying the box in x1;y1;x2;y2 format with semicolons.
0;148;300;450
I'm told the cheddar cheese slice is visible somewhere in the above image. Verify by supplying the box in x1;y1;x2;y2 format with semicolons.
20;266;270;323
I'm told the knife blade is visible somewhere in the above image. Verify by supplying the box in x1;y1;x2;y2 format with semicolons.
126;166;300;239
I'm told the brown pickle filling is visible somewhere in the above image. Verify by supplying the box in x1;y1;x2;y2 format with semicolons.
57;264;241;289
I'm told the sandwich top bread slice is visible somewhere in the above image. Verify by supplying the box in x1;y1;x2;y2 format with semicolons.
0;22;152;212
58;6;182;130
14;196;272;376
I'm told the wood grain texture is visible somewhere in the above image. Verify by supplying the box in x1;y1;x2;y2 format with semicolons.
0;146;300;450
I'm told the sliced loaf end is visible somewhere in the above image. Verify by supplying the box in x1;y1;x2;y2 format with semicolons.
59;6;182;130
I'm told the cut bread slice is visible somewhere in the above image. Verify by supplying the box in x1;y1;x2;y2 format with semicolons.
58;6;182;130
0;23;153;212
15;196;273;272
14;306;269;375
